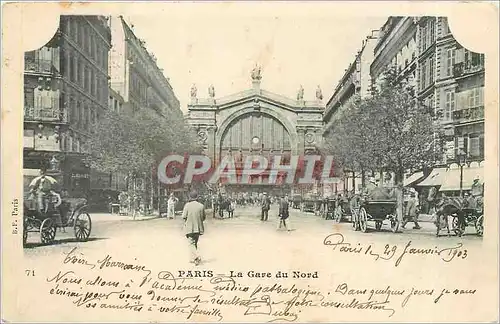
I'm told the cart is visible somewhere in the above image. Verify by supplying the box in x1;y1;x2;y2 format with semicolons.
353;199;399;233
23;194;92;246
291;194;302;209
435;196;483;237
301;197;320;214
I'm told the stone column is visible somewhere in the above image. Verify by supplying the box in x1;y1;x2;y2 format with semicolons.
206;126;217;166
296;127;306;156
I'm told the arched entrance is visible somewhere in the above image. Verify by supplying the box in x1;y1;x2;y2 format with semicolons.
217;111;294;196
220;111;292;158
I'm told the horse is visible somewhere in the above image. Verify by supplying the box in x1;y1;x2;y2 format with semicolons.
434;196;468;237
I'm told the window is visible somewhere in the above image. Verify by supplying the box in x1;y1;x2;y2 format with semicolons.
469;137;480;157
70;57;75;82
444;90;455;121
429;56;435;84
84;66;90;91
442;18;450;35
91;69;95;96
24;87;34;108
420;63;427;90
468;87;484;108
446;48;455;77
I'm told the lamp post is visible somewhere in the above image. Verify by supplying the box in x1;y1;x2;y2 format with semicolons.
457;149;467;198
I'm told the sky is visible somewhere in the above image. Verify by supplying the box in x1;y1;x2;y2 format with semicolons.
120;5;387;112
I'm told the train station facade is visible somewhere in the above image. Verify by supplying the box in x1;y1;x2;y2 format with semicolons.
186;67;325;196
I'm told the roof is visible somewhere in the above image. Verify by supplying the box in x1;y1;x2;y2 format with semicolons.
403;171;424;187
417;167;448;187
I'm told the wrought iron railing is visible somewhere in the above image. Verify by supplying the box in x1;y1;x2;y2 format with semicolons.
453;60;485;78
452;106;484;122
24;57;54;74
24;105;68;122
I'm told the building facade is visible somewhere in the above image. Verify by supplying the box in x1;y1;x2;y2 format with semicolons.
108;16;180;117
108;16;182;208
187;67;324;196
323;30;379;195
370;16;418;89
23;15;112;197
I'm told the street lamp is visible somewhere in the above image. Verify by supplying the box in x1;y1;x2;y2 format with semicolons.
457;149;467;198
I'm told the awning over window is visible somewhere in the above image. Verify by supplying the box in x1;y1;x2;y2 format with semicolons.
403;171;424;187
440;166;484;191
417;168;448;187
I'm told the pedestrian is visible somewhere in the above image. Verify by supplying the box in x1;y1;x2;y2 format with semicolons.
402;192;421;229
182;190;206;266
227;198;235;218
470;175;484;209
277;195;291;231
261;192;271;221
167;192;178;219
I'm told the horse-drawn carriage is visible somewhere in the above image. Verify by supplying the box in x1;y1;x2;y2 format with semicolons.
23;194;92;246
434;196;483;237
352;199;399;233
301;196;321;214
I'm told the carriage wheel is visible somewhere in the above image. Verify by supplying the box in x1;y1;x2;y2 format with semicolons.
40;218;56;244
23;222;28;246
390;216;399;233
74;212;92;242
359;208;368;233
475;215;484;237
375;221;382;231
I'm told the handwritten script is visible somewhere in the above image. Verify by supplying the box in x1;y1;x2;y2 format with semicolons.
323;233;469;267
42;243;477;322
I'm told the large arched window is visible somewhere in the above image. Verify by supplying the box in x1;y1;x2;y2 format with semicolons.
220;112;291;154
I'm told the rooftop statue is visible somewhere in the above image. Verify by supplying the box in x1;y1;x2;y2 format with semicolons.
251;64;262;81
190;84;197;98
208;84;216;98
297;85;304;101
316;85;323;100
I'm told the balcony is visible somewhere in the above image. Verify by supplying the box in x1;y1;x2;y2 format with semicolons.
452;106;484;123
24;57;54;75
453;60;485;78
24;105;68;123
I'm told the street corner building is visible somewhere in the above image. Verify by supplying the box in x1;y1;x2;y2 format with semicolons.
23;16;112;200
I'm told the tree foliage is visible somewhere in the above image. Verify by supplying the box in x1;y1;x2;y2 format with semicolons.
87;105;201;178
323;66;444;183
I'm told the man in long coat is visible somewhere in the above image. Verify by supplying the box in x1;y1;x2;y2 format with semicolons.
277;195;291;231
261;193;271;221
182;191;206;265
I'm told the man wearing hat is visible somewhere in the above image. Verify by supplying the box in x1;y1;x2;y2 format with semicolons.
402;191;421;229
167;192;179;219
470;175;484;210
261;192;271;221
182;190;206;265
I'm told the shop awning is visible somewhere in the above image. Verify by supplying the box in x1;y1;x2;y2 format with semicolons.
439;166;484;191
403;171;424;187
417;168;448;187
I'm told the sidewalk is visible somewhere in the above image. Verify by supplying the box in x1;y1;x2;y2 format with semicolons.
90;212;159;222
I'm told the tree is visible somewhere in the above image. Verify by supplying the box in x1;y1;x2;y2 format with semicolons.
323;66;444;221
87;104;201;217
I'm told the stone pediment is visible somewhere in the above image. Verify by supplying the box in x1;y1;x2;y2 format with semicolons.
189;87;325;113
